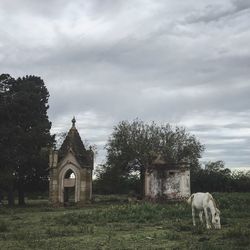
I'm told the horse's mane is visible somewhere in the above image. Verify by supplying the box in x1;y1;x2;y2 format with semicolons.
207;193;218;210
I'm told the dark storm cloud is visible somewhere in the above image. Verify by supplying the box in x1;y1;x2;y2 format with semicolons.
0;0;250;169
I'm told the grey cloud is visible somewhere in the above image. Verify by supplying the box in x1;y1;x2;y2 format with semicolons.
233;0;250;12
224;123;250;129
186;0;250;24
186;5;234;24
0;0;69;19
1;0;250;168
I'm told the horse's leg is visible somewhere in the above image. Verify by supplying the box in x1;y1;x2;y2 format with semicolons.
192;206;196;226
204;207;211;229
199;211;203;224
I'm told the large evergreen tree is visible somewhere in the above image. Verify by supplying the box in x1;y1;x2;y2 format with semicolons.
0;74;16;205
0;74;53;205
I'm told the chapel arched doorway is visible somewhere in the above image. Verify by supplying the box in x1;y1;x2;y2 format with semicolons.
63;169;76;204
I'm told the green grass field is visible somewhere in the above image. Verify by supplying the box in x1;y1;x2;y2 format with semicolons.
0;193;250;250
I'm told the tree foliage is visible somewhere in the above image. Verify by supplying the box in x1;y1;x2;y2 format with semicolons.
93;164;140;195
0;74;16;205
106;119;204;170
191;161;250;192
231;170;250;192
192;161;231;192
0;74;54;205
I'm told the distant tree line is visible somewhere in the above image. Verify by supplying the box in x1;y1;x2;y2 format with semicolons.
0;74;53;205
192;161;250;193
94;120;250;196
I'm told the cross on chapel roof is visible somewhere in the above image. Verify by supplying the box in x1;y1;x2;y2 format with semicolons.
72;116;76;128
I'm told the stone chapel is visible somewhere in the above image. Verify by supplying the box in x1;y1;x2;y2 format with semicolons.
49;118;93;206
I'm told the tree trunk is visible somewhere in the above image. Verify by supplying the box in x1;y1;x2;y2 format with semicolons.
18;180;25;205
8;188;14;206
140;168;145;198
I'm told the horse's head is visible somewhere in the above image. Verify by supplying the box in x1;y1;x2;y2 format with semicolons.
212;208;221;229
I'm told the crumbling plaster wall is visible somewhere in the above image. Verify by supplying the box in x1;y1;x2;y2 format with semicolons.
145;169;190;200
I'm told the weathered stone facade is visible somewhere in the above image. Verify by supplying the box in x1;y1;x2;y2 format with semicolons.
49;118;93;206
145;156;190;200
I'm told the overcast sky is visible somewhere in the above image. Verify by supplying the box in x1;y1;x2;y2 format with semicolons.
1;0;250;170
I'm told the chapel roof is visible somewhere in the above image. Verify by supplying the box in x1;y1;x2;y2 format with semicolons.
150;154;189;170
58;117;93;168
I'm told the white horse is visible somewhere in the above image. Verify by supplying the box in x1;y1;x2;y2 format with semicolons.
187;192;221;229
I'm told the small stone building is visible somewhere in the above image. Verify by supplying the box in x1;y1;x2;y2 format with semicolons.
144;156;190;200
49;118;93;206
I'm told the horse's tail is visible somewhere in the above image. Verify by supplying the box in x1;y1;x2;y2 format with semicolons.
187;193;194;205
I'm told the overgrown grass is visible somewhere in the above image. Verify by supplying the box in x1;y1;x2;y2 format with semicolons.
55;202;190;226
0;193;249;249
